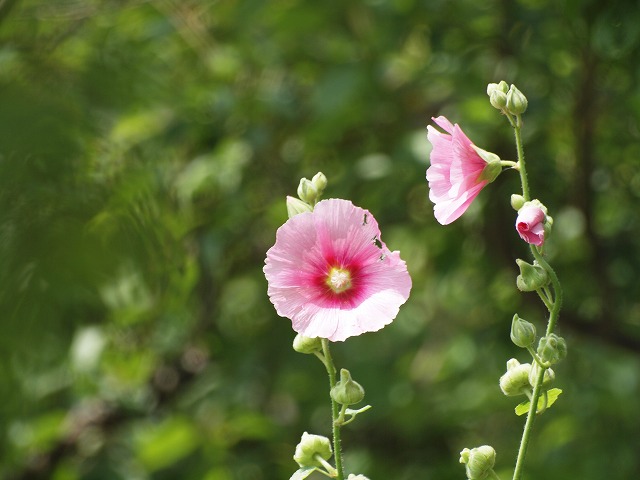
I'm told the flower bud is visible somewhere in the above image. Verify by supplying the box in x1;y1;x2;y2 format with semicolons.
347;475;370;480
510;314;536;348
489;90;508;110
330;369;365;406
297;178;318;204
311;172;327;195
515;259;550;292
516;202;547;247
460;445;496;480
499;358;532;396
293;432;332;468
506;85;528;115
537;334;567;365
510;194;525;211
292;333;322;354
529;361;555;388
286;196;313;218
487;80;509;96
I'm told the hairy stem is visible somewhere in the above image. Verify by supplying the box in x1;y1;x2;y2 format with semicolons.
321;339;345;480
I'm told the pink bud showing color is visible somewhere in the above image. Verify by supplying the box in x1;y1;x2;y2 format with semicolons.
516;205;545;246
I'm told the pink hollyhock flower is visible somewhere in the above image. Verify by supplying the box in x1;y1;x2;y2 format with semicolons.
516;204;546;246
427;116;497;225
264;199;412;342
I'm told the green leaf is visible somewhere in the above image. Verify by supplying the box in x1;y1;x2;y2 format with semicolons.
515;388;563;416
290;467;319;480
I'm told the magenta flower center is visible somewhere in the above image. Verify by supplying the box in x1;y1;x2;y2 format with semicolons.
326;267;353;294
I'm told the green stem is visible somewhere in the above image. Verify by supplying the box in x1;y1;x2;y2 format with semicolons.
513;120;530;201
321;339;345;480
510;121;564;480
512;363;546;480
530;248;563;335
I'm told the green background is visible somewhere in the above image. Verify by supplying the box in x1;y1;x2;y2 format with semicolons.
1;0;639;478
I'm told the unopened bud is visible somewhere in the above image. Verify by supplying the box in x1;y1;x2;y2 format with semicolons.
511;194;525;211
506;85;528;115
330;369;365;406
510;314;536;348
460;445;496;480
311;172;327;195
499;358;532;397
489;90;508;110
487;81;509;96
286;196;313;218
293;432;332;468
515;259;550;292
297;178;318;204
537;334;567;365
292;333;322;354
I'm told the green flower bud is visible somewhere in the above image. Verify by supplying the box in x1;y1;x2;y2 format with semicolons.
293;432;332;468
330;369;365;406
529;361;555;388
297;178;318;204
489;90;508;110
487;80;509;96
510;314;536;348
292;333;322;354
511;194;525;211
499;358;532;397
515;259;550;292
537;334;567;365
506;85;528;115
286;196;313;218
460;445;496;480
311;172;327;195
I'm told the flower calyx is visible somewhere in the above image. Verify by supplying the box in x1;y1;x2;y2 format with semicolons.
515;259;550;292
293;432;333;469
510;314;536;348
330;368;365;406
471;145;503;184
460;445;497;480
292;333;323;355
537;334;567;366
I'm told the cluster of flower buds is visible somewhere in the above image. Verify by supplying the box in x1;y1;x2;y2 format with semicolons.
499;358;555;397
286;172;328;218
487;81;528;115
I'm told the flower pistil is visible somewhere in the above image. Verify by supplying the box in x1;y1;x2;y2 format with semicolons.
326;267;352;294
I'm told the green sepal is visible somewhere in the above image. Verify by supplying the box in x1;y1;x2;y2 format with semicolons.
515;388;563;416
290;467;320;480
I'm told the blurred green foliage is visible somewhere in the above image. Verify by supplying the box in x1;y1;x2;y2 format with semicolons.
1;0;640;479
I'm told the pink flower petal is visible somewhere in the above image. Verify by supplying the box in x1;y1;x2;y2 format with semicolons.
264;199;412;341
426;116;491;225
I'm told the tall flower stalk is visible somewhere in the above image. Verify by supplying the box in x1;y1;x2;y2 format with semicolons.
428;82;567;480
